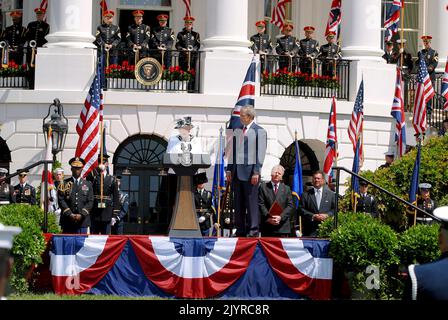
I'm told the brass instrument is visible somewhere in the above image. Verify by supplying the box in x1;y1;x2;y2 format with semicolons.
0;41;9;69
308;55;315;77
29;40;37;68
286;51;295;72
187;45;194;71
159;43;167;68
104;44;110;69
133;45;140;66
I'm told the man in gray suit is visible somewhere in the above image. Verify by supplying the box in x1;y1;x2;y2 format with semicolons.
226;106;267;237
259;165;295;237
300;170;336;237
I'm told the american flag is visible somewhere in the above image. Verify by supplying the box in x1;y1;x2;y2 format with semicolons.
75;58;104;178
183;0;191;17
325;0;342;39
390;67;406;157
40;0;48;21
384;0;402;42
442;59;448;111
271;0;291;29
323;97;338;183
348;80;364;157
413;54;435;135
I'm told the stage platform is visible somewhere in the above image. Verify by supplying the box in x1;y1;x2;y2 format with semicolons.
48;235;333;299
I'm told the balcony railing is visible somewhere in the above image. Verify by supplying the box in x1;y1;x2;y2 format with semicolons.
0;46;32;89
101;48;201;93
259;55;350;100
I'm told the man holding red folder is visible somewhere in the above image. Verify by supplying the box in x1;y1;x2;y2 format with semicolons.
258;165;295;237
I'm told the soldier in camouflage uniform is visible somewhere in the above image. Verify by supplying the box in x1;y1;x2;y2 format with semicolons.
126;10;151;64
95;10;121;66
150;14;175;68
250;20;272;73
299;26;319;75
275;23;299;72
318;31;341;78
175;16;200;72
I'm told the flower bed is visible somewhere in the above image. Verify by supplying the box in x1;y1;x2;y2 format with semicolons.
261;68;340;89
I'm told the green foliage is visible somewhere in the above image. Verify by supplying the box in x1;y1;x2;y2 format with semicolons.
0;204;60;293
397;224;441;266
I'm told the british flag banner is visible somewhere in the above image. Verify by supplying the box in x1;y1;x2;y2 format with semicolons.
442;59;448;111
384;0;403;42
50;235;333;299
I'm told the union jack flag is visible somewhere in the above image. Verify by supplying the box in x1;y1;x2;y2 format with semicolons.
40;0;48;21
75;58;104;178
390;67;406;158
413;54;435;136
325;0;342;39
271;0;291;29
323;97;338;183
348;80;364;158
442;59;448;111
183;0;191;17
384;0;403;42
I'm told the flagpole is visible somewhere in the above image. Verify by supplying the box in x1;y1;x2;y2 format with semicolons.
413;135;422;226
99;52;105;207
216;127;223;237
400;1;405;69
295;130;302;237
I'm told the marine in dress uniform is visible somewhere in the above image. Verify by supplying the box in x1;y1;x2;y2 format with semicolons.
355;180;378;218
87;154;120;235
0;168;15;206
275;23;299;72
3;11;27;65
57;157;94;234
250;20;273;73
415;183;437;225
298;26;319;75
404;207;448;300
126;10;151;63
13;171;36;205
176;16;200;73
417;35;438;84
150;14;175;68
193;172;214;236
382;41;397;64
95;10;121;66
318;31;341;78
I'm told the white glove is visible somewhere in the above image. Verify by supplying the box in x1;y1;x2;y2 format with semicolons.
295;230;302;238
111;217;116;226
198;216;206;223
224;218;230;224
99;164;106;172
399;48;404;54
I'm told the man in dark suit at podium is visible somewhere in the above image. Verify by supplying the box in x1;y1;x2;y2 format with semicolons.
226;106;267;237
258;165;295;237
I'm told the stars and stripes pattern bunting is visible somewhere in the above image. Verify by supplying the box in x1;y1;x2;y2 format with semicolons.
325;0;342;39
75;59;104;178
390;67;406;158
384;0;403;42
271;0;291;29
413;54;435;135
323;97;338;182
442;60;448;111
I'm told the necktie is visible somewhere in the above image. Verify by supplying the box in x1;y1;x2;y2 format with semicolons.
274;184;278;194
243;126;247;135
315;189;322;209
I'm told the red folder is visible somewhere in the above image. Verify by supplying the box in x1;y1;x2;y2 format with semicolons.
269;200;283;217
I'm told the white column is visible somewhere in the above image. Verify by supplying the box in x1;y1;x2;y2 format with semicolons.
426;0;448;70
34;0;96;90
201;0;252;95
341;0;383;61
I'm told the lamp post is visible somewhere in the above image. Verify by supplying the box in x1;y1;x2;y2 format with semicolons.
42;99;68;232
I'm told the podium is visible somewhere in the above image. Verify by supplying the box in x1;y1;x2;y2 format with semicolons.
163;153;211;238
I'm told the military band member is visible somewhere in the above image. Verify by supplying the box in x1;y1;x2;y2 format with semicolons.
417;35;438;84
3;11;27;65
58;157;94;234
355;180;378;218
150;14;175;68
275;22;299;72
0;168;15;206
25;8;49;48
176;16;200;72
395;39;414;73
88;154;120;235
126;10;151;63
382;40;396;64
416;183;437;225
95;10;121;66
318;31;341;78
299;26;319;75
13;171;36;205
250;20;272;72
194;172;214;236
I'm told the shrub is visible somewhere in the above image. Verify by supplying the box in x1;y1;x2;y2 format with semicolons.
397;224;440;266
0;204;60;293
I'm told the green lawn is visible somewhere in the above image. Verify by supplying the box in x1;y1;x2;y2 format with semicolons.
9;293;166;300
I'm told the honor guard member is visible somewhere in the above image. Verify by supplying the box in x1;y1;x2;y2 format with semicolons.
379;151;395;169
0;223;21;300
299;26;319;75
176;16;200;72
404;207;448;300
111;176;129;235
356;180;378;218
0;168;15;206
318;31;341;78
126;10;151;63
3;11;27;65
416;183;437;225
88;154;120;235
95;10;121;66
150;14;175;68
417;35;438;84
194;172;214;236
395;39;414;73
54;168;64;190
250;20;272;72
13;171;36;205
25;8;49;48
382;40;396;64
275;22;299;72
58;157;94;234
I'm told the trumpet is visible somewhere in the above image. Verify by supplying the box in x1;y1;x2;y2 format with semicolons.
286;51;295;72
0;41;9;69
187;45;194;51
159;44;166;68
159;43;167;50
104;44;111;69
259;49;268;55
186;45;194;71
29;40;37;68
133;45;140;65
